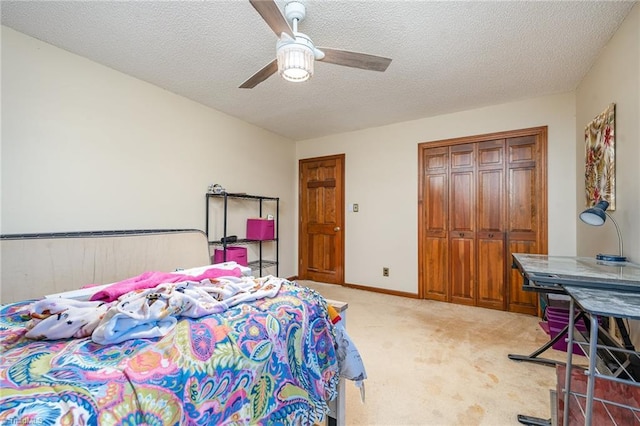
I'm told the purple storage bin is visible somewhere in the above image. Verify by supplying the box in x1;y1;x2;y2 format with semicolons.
548;323;586;355
546;311;588;331
213;246;248;266
246;219;275;240
544;306;602;355
545;306;598;330
546;306;572;316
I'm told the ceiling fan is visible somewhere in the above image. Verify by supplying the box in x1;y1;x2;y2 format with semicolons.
239;0;392;89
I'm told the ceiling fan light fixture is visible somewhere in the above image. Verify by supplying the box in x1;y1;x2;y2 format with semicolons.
241;0;392;89
277;43;314;82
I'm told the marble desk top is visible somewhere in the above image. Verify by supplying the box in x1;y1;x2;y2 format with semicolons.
563;285;640;319
512;254;640;293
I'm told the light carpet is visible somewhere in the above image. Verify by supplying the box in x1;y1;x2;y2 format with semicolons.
300;280;571;426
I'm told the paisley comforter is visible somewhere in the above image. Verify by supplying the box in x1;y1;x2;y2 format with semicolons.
0;281;339;425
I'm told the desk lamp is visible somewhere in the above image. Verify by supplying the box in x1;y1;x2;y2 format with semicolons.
579;200;626;262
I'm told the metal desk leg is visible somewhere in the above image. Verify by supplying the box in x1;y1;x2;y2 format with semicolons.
516;414;551;425
509;311;589;368
563;298;576;426
515;304;589;425
585;314;599;426
508;325;569;367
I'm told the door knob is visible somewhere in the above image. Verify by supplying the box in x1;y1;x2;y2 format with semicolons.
334;227;341;231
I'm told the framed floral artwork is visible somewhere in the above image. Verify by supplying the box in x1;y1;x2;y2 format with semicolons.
584;103;616;210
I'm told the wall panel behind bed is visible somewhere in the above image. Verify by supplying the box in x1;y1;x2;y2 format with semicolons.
0;229;211;303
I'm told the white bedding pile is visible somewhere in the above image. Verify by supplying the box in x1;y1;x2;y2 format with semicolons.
26;275;283;344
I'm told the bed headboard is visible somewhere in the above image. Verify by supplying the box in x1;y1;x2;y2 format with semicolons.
0;229;211;304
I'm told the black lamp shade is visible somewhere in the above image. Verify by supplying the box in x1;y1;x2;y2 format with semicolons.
579;200;609;226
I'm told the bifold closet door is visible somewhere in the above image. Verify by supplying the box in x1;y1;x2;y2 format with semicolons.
448;144;476;306
422;141;507;308
419;128;546;315
506;136;541;314
422;147;449;301
476;140;507;310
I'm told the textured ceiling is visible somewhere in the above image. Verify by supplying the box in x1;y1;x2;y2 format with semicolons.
1;1;636;141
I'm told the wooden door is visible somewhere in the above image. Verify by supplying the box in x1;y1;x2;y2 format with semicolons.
476;140;506;310
418;127;547;315
449;144;476;306
506;136;545;314
421;147;449;301
299;155;345;284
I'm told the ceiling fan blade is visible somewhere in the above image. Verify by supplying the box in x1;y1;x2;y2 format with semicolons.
317;48;392;72
249;0;295;39
239;59;278;89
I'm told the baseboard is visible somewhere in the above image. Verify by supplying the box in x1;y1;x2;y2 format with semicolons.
343;282;420;299
291;277;419;299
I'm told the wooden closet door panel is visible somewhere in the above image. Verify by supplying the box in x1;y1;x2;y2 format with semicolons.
477;140;505;232
450;171;475;232
449;144;475;232
450;144;475;169
477;140;506;310
477;238;505;309
507;240;538;314
449;144;475;304
423;148;448;233
422;147;449;300
507;136;540;314
508;167;536;233
450;237;475;305
424;237;448;301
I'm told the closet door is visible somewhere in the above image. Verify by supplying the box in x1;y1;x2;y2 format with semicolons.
421;147;449;301
449;144;475;306
476;140;506;310
418;126;546;315
506;136;542;314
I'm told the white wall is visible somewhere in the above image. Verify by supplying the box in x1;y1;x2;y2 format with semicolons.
1;27;297;278
575;4;640;262
297;93;577;294
575;4;640;346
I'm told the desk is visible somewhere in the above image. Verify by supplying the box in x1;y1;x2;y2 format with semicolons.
562;286;640;425
511;254;640;292
511;254;640;426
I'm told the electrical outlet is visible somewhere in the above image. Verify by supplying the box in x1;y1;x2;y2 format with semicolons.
383;267;389;277
353;203;359;212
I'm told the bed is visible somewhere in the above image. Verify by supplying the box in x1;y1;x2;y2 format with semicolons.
0;230;361;425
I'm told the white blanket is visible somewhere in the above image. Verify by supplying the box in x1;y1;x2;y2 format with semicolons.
26;275;283;345
26;299;113;340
